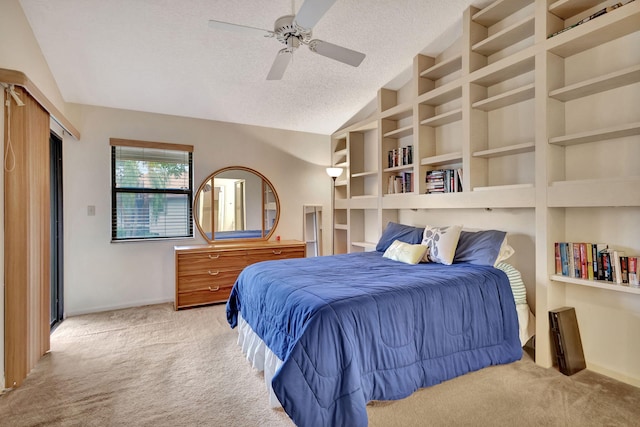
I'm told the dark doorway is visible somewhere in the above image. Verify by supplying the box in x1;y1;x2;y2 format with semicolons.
50;131;64;331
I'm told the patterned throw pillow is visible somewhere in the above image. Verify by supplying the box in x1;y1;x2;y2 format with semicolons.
383;240;429;265
421;224;463;265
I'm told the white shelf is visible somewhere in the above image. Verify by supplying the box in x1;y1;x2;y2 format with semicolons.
472;15;535;56
549;121;640;146
473;0;533;26
473;142;535;158
381;186;535;209
380;103;413;120
351;241;377;250
548;176;640;208
420;55;462;80
474;183;534;191
472;83;535;111
334;224;348;230
549;64;640;102
383;164;414;173
420;152;463;166
470;49;536;86
335;180;347;187
351;170;378;178
383;125;413;139
417;82;462;106
551;275;640;295
420;109;462;127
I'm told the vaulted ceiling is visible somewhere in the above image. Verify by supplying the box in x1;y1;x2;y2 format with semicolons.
19;0;488;135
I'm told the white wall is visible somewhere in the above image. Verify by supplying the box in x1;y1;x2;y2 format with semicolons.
397;208;536;311
63;104;331;315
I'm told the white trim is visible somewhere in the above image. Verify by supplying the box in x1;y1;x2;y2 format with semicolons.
64;297;174;317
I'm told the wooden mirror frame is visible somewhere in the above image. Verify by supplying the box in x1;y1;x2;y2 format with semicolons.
193;166;280;243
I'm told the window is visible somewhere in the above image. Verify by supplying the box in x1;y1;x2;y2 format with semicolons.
110;138;193;241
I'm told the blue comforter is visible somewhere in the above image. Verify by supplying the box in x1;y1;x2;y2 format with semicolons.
227;252;521;427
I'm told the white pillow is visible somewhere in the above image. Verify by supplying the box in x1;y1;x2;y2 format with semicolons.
421;224;463;265
495;237;515;266
383;240;429;265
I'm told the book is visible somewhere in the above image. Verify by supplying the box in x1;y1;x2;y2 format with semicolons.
629;257;639;287
620;256;629;284
586;243;594;280
560;242;569;276
601;250;612;282
555;243;562;275
579;243;588;280
612;250;625;284
572;243;581;279
591;243;599;281
596;244;609;280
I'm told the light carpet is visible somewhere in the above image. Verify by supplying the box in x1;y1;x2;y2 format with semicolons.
1;303;639;426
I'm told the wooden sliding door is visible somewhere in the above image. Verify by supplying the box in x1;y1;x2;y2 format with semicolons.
4;86;51;388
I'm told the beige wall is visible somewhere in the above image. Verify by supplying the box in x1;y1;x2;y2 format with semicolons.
0;0;70;391
0;0;67;115
63;104;331;315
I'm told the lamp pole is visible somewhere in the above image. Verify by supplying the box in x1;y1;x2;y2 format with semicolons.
325;167;343;255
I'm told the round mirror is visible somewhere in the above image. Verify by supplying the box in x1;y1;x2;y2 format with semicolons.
193;166;280;243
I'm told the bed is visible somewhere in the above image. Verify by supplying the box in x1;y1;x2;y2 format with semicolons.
227;224;532;427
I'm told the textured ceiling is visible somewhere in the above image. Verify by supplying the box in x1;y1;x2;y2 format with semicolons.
19;0;489;135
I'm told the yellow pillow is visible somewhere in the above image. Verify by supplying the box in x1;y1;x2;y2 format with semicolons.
382;240;429;265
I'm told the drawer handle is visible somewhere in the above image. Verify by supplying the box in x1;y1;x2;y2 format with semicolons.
208;254;220;259
208;270;220;276
208;286;220;292
273;250;282;255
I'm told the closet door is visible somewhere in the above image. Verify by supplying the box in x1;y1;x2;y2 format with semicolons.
4;86;51;388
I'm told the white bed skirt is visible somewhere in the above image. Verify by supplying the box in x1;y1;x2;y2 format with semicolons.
237;304;536;408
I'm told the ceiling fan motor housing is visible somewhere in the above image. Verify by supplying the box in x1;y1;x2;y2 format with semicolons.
274;15;311;50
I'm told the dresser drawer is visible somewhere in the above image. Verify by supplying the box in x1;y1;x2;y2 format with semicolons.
177;251;247;275
177;269;242;292
247;246;306;263
176;285;233;308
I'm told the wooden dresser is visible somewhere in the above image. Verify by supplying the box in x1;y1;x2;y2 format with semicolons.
174;240;305;310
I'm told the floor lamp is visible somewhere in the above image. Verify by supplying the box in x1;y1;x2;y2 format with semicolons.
326;167;343;255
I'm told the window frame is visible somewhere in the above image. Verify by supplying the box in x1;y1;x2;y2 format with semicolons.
110;138;194;242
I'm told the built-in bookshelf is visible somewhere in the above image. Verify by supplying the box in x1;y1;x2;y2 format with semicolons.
330;0;640;386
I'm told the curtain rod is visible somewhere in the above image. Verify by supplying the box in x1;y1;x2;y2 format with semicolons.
0;68;80;140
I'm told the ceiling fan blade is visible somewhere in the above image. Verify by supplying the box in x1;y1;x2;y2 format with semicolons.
267;50;293;80
294;0;338;29
208;19;273;37
309;40;365;67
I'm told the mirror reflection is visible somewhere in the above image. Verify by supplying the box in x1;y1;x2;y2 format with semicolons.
194;166;279;242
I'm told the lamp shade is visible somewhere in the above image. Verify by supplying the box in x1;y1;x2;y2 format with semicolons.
326;167;343;178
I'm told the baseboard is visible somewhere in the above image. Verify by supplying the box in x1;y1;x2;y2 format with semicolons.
587;362;640;388
64;297;174;317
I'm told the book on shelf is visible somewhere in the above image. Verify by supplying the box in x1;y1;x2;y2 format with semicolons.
387;171;414;194
425;169;462;194
387;145;414;168
612;250;625;284
629;257;639;287
547;2;625;39
620;256;629;284
554;242;639;286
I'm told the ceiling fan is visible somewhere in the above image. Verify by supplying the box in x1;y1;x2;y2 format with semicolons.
208;0;366;80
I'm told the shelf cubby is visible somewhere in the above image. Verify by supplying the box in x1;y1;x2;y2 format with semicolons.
472;15;535;56
420;152;463;167
547;176;640;208
419;55;463;80
549;121;640;146
549;64;640;101
472;141;535;158
472;82;535;111
473;0;534;26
